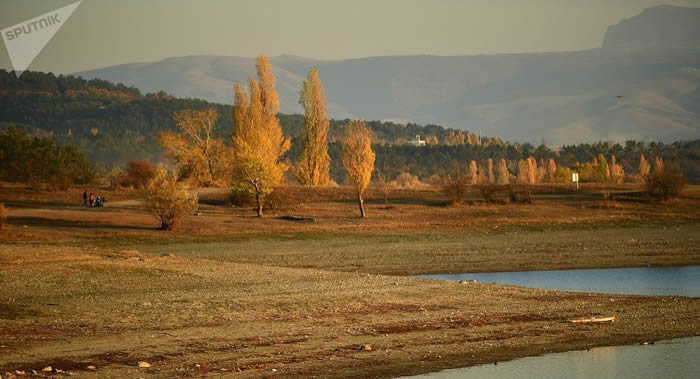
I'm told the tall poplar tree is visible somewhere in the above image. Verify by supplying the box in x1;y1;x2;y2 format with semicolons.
341;120;375;218
496;159;510;184
486;158;495;184
469;160;478;184
231;55;291;217
297;67;331;186
639;154;650;178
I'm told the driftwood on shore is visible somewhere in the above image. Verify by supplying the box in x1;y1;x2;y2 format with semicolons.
570;316;616;323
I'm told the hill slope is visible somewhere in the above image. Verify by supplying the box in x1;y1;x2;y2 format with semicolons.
75;48;700;146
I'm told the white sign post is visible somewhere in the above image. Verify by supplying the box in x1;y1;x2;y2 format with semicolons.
572;172;579;190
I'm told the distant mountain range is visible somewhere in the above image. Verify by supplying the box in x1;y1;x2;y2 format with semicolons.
602;5;700;49
75;5;700;146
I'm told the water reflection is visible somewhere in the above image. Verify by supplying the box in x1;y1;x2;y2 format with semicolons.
401;337;700;379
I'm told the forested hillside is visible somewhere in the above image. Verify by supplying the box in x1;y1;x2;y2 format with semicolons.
1;69;699;183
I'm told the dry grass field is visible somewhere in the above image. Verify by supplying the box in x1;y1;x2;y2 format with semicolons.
1;183;699;377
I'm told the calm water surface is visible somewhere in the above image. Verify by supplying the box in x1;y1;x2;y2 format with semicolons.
406;266;700;378
401;337;700;379
417;266;700;297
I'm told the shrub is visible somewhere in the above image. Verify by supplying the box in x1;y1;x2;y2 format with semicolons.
426;174;443;186
265;186;296;211
374;172;394;205
509;185;532;203
478;184;509;204
28;176;43;192
143;168;198;230
230;185;255;207
442;175;469;204
644;163;686;200
396;172;423;189
0;203;7;229
125;160;156;189
107;167;125;189
552;167;573;184
47;176;70;192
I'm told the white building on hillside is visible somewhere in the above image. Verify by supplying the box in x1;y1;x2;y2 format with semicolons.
407;135;426;147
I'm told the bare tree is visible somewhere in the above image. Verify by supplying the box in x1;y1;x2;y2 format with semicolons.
159;108;229;187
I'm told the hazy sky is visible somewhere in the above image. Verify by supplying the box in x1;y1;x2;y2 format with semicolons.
1;0;699;74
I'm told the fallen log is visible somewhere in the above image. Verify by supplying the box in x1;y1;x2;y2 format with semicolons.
278;215;316;223
570;316;616;323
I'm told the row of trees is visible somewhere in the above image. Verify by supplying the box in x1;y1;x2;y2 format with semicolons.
152;55;689;224
3;69;699;184
434;154;627;187
420;150;679;188
157;56;375;219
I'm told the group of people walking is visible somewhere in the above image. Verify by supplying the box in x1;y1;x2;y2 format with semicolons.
82;191;105;207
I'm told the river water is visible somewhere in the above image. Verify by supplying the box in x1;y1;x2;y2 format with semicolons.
404;266;700;378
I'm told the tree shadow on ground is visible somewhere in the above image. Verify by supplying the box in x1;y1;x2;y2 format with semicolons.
8;216;157;230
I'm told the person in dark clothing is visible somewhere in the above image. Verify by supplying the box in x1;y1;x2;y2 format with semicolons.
83;191;88;207
89;193;95;207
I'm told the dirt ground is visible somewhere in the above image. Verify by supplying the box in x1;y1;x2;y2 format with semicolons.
1;184;699;377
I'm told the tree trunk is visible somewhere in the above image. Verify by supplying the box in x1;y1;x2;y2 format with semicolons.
357;192;365;218
255;190;263;217
250;179;263;218
206;154;215;186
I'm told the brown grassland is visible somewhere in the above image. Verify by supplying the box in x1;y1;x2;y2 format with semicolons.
1;183;699;377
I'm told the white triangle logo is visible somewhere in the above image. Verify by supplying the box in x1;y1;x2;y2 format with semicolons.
1;1;81;77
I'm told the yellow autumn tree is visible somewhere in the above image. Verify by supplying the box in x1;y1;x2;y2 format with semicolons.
652;157;664;177
639;154;650;178
486;158;494;184
517;159;529;184
469;160;478;185
297;67;330;186
341;120;375;218
143;167;199;230
527;156;538;184
425;135;439;145
231;55;291;217
496;159;510;184
610;155;625;184
158;108;229;187
517;157;538;184
546;158;557;182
